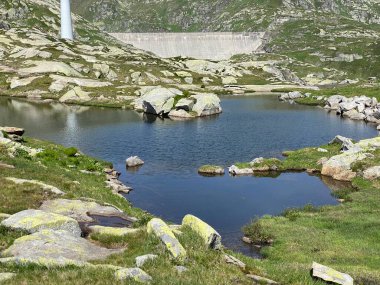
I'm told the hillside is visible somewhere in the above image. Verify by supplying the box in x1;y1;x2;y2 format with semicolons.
72;0;380;81
72;0;380;32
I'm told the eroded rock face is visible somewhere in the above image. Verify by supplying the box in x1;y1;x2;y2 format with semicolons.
147;218;186;260
39;199;123;223
182;214;222;250
1;210;81;236
2;230;123;263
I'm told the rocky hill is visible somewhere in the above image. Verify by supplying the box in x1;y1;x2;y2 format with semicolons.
72;0;380;81
72;0;380;32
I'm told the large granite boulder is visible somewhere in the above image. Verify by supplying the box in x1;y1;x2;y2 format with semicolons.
133;87;183;116
147;218;186;260
1;210;81;236
2;230;123;264
182;214;222;250
190;93;222;116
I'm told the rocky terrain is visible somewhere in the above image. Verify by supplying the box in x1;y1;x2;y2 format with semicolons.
73;0;380;82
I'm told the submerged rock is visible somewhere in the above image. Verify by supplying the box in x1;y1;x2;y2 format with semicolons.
115;268;152;283
2;230;123;264
311;262;353;285
182;214;222;250
147;218;186;260
1;209;81;236
126;156;144;168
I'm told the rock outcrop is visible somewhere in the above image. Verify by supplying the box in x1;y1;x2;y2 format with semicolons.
1;209;81;236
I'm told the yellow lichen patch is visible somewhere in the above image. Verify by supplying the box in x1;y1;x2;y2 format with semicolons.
147;218;186;260
182;214;222;250
89;225;139;237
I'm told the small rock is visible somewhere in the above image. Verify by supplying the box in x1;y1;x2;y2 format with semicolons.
247;274;278;285
242;236;253;244
135;254;158;267
115;268;152;283
317;148;328;153
126;156;144;168
363;166;380;180
250;157;264;165
228;165;254;176
175;266;188;274
224;254;245;269
0;127;24;136
311;262;353;285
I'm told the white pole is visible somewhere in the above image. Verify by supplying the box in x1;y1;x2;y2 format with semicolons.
61;0;74;40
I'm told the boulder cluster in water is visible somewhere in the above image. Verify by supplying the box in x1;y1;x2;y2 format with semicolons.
280;91;380;128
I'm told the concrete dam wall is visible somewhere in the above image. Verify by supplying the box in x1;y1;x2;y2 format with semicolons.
110;32;265;60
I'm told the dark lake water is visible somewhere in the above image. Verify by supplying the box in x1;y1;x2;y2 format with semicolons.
0;95;376;256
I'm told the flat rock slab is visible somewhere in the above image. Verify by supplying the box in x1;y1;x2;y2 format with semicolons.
115;267;152;283
312;262;353;285
247;274;278;285
224;254;246;269
1;209;81;236
6;177;65;195
147;218;186;260
0;272;16;282
89;225;139;237
40;199;123;222
2;230;123;263
182;214;222;249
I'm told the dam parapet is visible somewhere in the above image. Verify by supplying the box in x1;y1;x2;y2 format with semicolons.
109;32;266;60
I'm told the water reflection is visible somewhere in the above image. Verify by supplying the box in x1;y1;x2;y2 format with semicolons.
0;95;376;256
